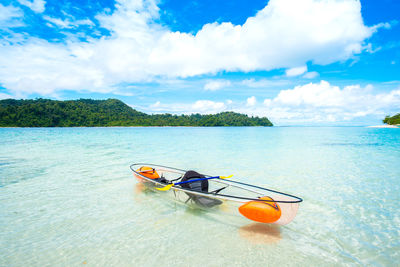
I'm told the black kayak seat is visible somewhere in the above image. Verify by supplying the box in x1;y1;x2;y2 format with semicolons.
181;170;208;191
154;176;168;184
181;170;223;208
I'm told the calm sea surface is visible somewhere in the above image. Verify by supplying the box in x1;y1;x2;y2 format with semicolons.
0;127;399;266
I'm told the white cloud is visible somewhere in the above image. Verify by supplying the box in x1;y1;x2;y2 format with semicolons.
372;22;391;30
247;96;256;106
0;4;24;28
0;92;13;99
263;99;272;106
286;66;307;77
204;80;231;91
147;100;226;114
0;0;381;96
43;16;94;29
258;81;400;123
151;101;161;108
240;78;291;88
273;81;355;108
142;81;400;124
18;0;45;13
303;71;319;79
193;100;225;112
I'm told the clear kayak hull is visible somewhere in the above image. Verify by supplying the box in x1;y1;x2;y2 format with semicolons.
130;163;302;225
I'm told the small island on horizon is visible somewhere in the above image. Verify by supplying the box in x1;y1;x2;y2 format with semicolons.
383;113;400;126
0;98;273;127
368;113;400;128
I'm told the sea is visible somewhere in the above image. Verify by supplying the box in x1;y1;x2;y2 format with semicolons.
0;127;399;266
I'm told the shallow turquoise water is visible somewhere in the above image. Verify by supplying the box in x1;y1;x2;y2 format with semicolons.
0;127;399;266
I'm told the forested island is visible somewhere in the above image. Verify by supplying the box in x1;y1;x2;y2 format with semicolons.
0;98;273;127
383;113;400;125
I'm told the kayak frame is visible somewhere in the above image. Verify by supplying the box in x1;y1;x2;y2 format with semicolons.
130;163;303;204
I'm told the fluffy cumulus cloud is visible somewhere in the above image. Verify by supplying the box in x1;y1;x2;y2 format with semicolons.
256;81;400;123
0;0;380;96
246;96;257;106
140;80;400;124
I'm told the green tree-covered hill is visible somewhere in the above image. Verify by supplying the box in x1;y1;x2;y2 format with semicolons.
0;98;273;127
383;113;400;125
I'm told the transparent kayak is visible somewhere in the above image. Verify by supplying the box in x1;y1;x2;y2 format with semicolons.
130;163;302;225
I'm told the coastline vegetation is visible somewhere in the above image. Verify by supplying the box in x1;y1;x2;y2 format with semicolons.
0;98;273;127
383;113;400;125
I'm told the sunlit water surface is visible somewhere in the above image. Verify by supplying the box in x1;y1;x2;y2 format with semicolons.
1;127;399;266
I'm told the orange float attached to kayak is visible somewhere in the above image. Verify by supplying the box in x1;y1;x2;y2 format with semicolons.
135;166;160;180
238;196;281;223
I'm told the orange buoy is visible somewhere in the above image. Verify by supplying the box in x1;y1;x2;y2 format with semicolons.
238;196;281;223
136;166;160;179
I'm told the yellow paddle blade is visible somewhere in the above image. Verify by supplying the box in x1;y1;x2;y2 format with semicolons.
220;175;233;179
156;184;174;191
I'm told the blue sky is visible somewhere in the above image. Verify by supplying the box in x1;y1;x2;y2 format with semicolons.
0;0;399;125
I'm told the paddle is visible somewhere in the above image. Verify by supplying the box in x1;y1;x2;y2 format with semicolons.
156;175;233;191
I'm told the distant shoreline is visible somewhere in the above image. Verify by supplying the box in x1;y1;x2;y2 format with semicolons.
0;98;273;127
0;125;269;128
1;125;399;128
367;125;399;128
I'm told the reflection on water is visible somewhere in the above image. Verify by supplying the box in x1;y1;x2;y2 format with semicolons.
134;182;146;195
239;223;282;244
135;181;283;242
